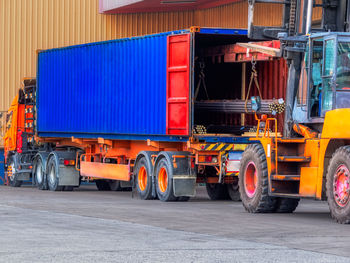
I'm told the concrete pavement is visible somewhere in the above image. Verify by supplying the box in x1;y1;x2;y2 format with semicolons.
0;185;349;262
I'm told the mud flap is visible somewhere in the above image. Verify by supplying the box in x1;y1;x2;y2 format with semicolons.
58;165;80;186
173;176;196;197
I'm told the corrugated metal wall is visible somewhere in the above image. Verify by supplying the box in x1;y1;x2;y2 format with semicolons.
0;0;287;112
195;2;283;28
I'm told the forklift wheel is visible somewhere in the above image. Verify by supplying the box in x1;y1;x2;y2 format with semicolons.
326;146;350;224
239;144;277;213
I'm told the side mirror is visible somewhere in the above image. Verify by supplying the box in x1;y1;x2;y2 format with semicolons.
251;96;261;112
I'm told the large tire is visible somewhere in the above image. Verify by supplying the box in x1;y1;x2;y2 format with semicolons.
239;144;277;213
95;180;111;191
34;157;47;190
326;146;350;224
227;182;241;201
47;157;64;191
7;155;22;187
177;196;190;202
108;180;132;191
155;157;177;202
109;180;122;191
206;183;229;200
275;198;299;213
134;156;154;200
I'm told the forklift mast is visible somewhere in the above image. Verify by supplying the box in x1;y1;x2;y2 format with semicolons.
248;0;348;39
248;0;350;137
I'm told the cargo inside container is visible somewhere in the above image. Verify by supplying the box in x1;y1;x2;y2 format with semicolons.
192;33;287;136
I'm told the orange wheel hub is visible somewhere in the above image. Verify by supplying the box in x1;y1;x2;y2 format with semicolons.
138;166;148;191
244;161;257;198
158;167;168;193
334;165;350;207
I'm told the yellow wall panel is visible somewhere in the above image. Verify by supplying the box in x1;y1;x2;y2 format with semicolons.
0;0;285;111
194;2;283;28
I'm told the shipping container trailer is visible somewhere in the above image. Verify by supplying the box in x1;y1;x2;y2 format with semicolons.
3;27;287;201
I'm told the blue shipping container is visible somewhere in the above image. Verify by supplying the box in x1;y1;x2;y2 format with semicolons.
37;28;247;141
0;149;4;185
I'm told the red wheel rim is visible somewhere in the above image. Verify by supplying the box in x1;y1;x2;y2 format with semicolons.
244;161;258;198
138;166;147;191
158;167;168;193
333;164;350;207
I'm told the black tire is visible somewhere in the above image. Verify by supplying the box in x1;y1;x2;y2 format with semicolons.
64;186;74;191
109;180;122;191
155;157;177;202
206;183;229;200
275;198;299;213
239;144;277;213
177;196;190;202
227;182;241;201
326;146;350;224
47;157;63;191
7;155;22;187
34;157;47;190
95;180;111;191
134;156;154;200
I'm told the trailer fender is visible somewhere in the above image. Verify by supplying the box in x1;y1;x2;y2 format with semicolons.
135;151;159;198
154;152;196;197
46;151;80;186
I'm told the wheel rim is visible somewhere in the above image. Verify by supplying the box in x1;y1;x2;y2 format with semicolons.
244;161;257;198
158;167;168;193
333;164;350;207
36;161;43;183
138;166;148;191
7;161;15;181
48;165;56;185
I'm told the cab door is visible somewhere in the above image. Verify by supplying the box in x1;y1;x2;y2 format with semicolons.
321;35;337;116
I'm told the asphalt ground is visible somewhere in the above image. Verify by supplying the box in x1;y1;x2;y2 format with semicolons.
0;184;350;262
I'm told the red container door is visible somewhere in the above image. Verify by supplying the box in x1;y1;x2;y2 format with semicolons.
166;33;191;136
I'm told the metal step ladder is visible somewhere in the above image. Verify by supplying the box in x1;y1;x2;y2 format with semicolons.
22;79;36;146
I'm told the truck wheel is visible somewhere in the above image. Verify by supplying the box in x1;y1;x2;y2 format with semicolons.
34;158;47;190
275;198;299;213
155;157;177;202
227;182;241;201
47;157;63;191
95;180;111;191
206;183;229;200
7;156;22;187
135;157;154;200
239;144;276;213
177;196;190;202
109;180;122;191
326;146;350;224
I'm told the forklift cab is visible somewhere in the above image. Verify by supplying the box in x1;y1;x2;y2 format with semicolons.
293;33;350;124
